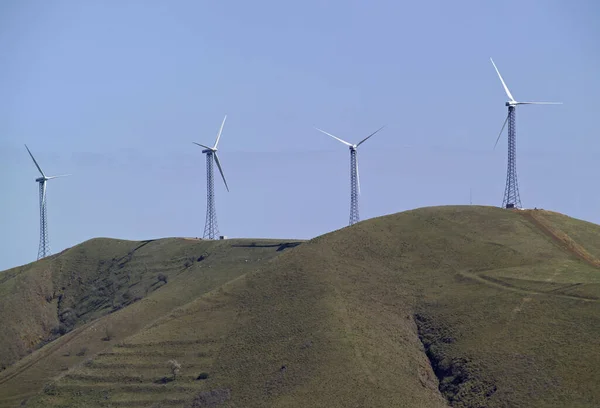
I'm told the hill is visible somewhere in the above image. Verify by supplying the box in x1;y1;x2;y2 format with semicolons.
0;237;302;406
2;206;600;407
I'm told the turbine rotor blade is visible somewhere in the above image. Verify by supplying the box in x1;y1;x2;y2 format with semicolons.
356;125;386;147
517;102;563;105
314;127;353;147
213;115;227;149
46;174;71;180
25;144;46;177
490;58;516;102
193;142;213;150
213;152;229;192
494;113;510;150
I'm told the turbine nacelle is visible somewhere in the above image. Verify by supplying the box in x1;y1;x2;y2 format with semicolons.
314;125;386;199
25;145;71;182
490;58;562;150
491;58;562;108
35;175;70;183
193;115;230;192
314;125;386;150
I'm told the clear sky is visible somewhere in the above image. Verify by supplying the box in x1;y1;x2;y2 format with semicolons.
1;0;599;271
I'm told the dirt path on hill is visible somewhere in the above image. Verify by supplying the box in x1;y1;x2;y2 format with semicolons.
458;270;598;302
456;210;600;303
520;210;600;269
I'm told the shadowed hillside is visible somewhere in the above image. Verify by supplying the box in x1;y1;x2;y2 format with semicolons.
0;237;302;406
2;206;600;407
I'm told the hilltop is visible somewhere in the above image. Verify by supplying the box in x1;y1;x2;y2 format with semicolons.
1;206;600;407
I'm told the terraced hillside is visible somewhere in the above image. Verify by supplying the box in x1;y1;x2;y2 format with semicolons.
0;237;302;407
3;206;600;407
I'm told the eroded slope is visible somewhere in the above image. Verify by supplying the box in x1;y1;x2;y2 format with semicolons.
0;238;301;407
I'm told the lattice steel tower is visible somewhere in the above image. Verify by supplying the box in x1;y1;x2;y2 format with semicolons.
193;116;230;239
502;106;521;208
37;180;50;258
25;145;70;260
314;125;385;226
490;58;562;209
349;147;360;225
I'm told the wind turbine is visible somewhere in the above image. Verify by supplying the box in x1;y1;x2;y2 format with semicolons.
25;145;70;260
490;58;562;209
193;115;230;240
315;125;385;226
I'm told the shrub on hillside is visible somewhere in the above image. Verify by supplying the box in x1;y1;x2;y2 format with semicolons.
50;325;62;336
59;308;77;326
196;372;209;380
43;383;57;396
58;323;70;335
168;359;181;380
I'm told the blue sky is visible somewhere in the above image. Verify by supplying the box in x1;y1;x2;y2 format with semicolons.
1;0;599;270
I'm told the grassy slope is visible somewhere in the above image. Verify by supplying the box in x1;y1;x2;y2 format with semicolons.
0;238;301;407
0;239;144;371
19;206;600;408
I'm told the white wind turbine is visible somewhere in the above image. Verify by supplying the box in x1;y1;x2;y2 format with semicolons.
490;58;562;209
193;115;230;239
25;145;71;260
315;125;385;225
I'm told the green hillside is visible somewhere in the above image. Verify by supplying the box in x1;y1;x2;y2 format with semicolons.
2;206;600;407
0;237;302;407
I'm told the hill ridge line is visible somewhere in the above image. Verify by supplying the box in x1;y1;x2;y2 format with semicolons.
4;207;600;407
